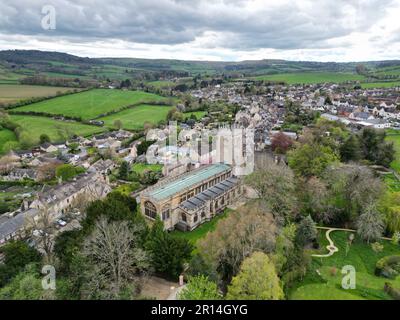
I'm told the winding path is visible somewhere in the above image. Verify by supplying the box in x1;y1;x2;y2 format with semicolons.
312;228;341;258
312;226;393;258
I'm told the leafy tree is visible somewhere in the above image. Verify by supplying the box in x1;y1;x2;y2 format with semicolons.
178;275;221;300
68;142;79;154
113;119;123;130
295;215;317;247
56;164;84;181
0;264;48;300
340;135;361;162
272;223;297;274
83;191;143;233
118;161;130;180
0;241;41;287
226;252;284;300
356;204;385;243
145;219;193;278
271;132;294;154
288;143;338;177
137;140;156;156
378;191;400;234
39;133;51;144
358;128;395;167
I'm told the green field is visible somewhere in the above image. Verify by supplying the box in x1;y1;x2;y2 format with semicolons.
0;84;75;104
183;111;207;120
386;129;400;173
290;230;400;300
99;104;173;130
253;72;364;84
361;82;400;89
14;89;170;120
8;115;106;146
148;80;176;88
0;128;18;154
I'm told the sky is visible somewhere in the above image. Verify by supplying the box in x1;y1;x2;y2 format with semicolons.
0;0;400;62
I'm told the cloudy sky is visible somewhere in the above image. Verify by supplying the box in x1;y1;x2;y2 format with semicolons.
0;0;400;61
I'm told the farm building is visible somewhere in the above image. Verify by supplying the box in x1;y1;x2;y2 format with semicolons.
139;163;243;231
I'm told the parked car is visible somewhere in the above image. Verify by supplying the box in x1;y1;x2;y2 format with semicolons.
57;219;67;227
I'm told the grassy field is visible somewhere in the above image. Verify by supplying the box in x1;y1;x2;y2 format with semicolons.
132;163;163;174
0;128;18;154
183;111;207;120
99;104;173;130
361;82;400;89
386;129;400;173
7;115;106;146
0;84;75;104
14;89;170;120
148;80;176;88
253;72;364;84
290;230;400;300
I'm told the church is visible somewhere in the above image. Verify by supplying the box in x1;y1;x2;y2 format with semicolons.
139;163;243;231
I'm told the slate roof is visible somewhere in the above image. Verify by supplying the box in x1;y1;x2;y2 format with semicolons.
179;176;238;212
0;209;38;241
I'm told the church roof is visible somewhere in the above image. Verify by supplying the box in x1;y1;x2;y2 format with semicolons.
145;163;231;201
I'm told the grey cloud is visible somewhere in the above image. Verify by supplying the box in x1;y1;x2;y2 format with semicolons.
0;0;396;50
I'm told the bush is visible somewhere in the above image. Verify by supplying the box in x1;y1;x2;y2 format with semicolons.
384;282;400;300
375;255;400;278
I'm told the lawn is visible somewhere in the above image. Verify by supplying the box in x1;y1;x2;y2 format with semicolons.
386;129;400;173
290;230;400;300
361;82;400;89
0;84;75;104
183;111;207;120
0;128;18;154
171;209;231;245
132;163;163;174
253;72;364;84
14;89;170;120
7;115;106;146
99;104;173;130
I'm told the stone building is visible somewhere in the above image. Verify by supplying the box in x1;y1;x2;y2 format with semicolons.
139;163;242;231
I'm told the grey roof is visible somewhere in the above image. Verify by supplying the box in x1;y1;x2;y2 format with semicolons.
0;209;38;240
179;176;239;212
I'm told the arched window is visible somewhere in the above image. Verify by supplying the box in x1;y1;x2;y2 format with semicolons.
162;205;170;220
144;201;157;219
181;213;187;222
194;214;198;223
201;211;205;218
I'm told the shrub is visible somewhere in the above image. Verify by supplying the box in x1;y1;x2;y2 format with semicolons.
384;282;400;300
375;255;400;278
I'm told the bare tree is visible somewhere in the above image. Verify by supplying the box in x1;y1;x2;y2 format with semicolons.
82;218;151;299
356;204;385;243
25;205;56;263
198;201;277;283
